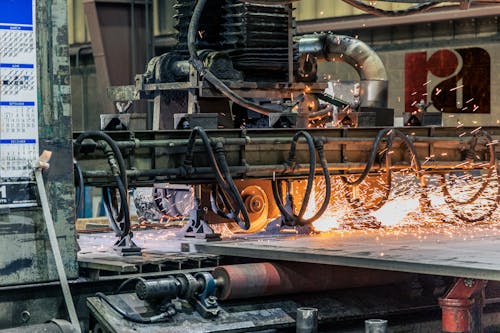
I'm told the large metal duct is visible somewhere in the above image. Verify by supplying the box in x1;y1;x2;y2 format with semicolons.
298;34;389;108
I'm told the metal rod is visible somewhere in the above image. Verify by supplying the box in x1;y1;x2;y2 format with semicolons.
81;161;488;179
77;135;473;150
34;165;81;333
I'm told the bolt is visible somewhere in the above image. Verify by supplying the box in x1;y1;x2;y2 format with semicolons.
207;296;217;304
464;278;475;288
20;310;31;323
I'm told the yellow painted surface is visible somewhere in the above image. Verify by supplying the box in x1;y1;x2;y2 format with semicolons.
68;0;89;44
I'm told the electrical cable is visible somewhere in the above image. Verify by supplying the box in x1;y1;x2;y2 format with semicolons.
96;292;173;324
341;0;440;17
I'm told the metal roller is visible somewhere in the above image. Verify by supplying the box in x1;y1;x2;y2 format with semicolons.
213;262;411;301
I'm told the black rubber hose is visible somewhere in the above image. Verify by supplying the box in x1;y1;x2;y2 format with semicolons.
340;128;393;186
344;130;393;211
272;131;329;226
441;130;499;222
74;160;84;217
116;277;146;294
184;127;250;230
213;142;251;229
96;292;171;324
102;176;131;238
271;131;316;224
442;131;495;205
299;139;331;225
74;131;129;223
74;131;128;190
291;131;316;219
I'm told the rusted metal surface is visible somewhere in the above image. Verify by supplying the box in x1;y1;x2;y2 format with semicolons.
213;262;411;301
439;278;488;333
0;0;78;289
86;294;294;333
196;224;500;282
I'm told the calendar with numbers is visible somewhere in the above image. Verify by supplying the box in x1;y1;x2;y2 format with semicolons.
0;0;38;207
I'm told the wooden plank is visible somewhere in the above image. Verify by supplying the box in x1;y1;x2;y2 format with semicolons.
78;257;138;273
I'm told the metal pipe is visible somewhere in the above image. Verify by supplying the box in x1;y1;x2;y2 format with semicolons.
0;320;76;333
81;161;486;180
76;135;471;150
296;307;318;333
365;319;388;333
298;34;388;108
213;262;411;301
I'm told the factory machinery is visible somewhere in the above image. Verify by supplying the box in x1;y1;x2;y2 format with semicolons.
4;0;500;333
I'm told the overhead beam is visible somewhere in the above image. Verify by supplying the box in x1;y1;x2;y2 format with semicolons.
297;5;500;33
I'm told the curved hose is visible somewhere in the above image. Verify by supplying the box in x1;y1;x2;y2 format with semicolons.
343;130;394;211
74;131;130;237
340;128;393;186
102;176;131;238
96;292;173;324
441;130;499;222
272;132;331;226
341;128;427;212
184;127;250;230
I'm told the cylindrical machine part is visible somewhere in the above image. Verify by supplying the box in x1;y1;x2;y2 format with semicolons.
296;307;318;333
213;262;411;301
135;277;180;301
0;320;76;333
298;34;389;108
438;297;474;333
360;80;389;109
365;319;388;333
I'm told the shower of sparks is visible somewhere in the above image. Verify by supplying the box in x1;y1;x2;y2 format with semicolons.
310;166;500;234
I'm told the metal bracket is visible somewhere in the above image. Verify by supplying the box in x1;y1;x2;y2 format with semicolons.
265;184;312;235
113;233;142;256
181;198;221;240
193;272;220;318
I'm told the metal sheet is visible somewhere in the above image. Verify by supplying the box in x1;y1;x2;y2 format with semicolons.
196;224;500;281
